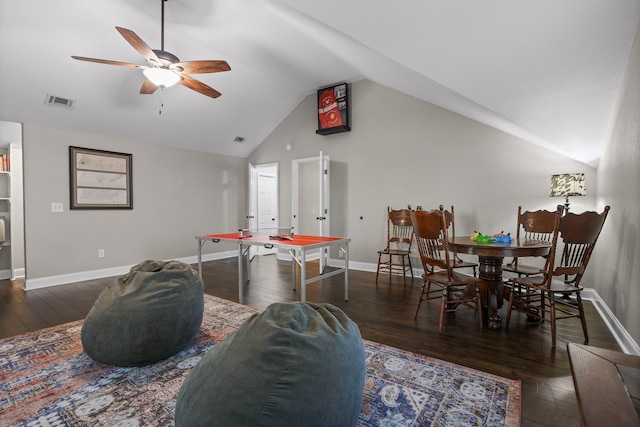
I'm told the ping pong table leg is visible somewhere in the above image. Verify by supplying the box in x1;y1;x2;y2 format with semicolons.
197;238;204;281
300;247;306;302
246;245;251;283
237;242;244;304
344;242;349;302
291;253;296;291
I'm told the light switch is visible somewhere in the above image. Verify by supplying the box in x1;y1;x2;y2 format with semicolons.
51;202;64;213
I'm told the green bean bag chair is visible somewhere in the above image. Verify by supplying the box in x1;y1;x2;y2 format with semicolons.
175;302;365;427
81;260;204;366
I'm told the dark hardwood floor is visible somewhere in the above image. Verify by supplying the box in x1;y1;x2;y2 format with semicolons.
0;255;622;426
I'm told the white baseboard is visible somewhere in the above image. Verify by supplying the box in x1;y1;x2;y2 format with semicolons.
582;288;640;355
22;256;640;355
276;249;321;262
177;250;237;266
24;265;135;290
23;251;236;290
0;268;27;280
11;267;25;279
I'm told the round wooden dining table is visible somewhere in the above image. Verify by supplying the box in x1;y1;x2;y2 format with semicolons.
447;237;552;329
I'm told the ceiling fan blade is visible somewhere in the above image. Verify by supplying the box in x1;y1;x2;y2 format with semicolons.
71;56;144;68
173;60;231;74
115;26;160;64
140;79;159;94
179;75;222;98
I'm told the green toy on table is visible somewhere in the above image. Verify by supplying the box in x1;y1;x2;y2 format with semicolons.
470;231;511;243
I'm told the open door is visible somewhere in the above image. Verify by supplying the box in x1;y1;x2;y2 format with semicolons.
248;162;279;257
248;163;258;260
320;153;330;238
292;152;330;271
248;163;258;230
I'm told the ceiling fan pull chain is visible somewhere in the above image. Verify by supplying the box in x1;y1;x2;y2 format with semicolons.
158;87;164;115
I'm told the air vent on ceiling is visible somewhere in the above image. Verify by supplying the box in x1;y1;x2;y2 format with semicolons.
233;136;245;143
45;94;76;109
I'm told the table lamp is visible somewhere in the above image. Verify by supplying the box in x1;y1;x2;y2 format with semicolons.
550;173;587;212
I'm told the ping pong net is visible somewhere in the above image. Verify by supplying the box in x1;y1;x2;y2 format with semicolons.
238;227;294;240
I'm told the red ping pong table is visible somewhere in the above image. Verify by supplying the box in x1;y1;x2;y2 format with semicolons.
196;231;350;304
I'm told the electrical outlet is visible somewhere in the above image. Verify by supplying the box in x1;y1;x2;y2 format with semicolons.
98;249;104;258
51;202;64;213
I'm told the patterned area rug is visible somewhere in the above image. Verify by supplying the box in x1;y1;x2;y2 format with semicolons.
0;295;520;426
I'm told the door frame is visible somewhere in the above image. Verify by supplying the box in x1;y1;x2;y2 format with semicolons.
291;152;330;270
248;162;279;257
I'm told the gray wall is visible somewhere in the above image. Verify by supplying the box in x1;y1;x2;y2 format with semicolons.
248;79;595;264
593;19;640;345
23;124;246;287
249;78;639;346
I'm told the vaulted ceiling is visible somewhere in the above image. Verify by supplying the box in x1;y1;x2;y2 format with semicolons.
1;0;638;166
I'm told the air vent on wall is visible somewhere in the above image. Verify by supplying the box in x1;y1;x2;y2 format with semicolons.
45;94;76;109
233;136;245;143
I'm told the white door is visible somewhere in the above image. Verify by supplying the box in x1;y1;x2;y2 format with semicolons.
249;163;279;256
258;174;277;230
257;170;278;255
319;153;330;238
292;152;330;271
248;163;258;231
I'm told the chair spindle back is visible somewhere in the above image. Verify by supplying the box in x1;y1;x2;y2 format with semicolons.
410;207;452;277
553;206;610;284
388;208;413;248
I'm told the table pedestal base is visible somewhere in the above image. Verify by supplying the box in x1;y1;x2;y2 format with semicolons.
448;236;551;330
478;256;505;330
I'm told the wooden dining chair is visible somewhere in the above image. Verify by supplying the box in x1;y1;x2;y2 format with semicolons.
376;206;414;285
506;206;610;347
411;206;482;332
503;205;564;277
440;205;478;276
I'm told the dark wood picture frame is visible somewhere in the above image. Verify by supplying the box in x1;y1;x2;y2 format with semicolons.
316;82;350;135
69;146;133;209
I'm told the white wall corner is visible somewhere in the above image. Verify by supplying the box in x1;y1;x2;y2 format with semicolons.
582;288;640;355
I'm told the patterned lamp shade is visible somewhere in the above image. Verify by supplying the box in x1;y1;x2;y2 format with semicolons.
550;173;587;197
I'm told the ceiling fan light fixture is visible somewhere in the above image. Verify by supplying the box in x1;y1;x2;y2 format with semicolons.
143;67;181;88
71;0;229;99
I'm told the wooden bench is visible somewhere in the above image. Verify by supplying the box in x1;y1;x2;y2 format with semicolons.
567;343;640;426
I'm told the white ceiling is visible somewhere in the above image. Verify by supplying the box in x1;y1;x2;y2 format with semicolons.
1;0;638;165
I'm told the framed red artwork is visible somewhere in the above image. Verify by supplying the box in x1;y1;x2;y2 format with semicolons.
316;83;350;135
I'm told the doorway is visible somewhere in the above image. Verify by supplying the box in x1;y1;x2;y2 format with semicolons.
291;152;330;271
248;162;279;256
0;121;24;280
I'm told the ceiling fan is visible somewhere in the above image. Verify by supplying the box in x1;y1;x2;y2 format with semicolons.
71;0;230;98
